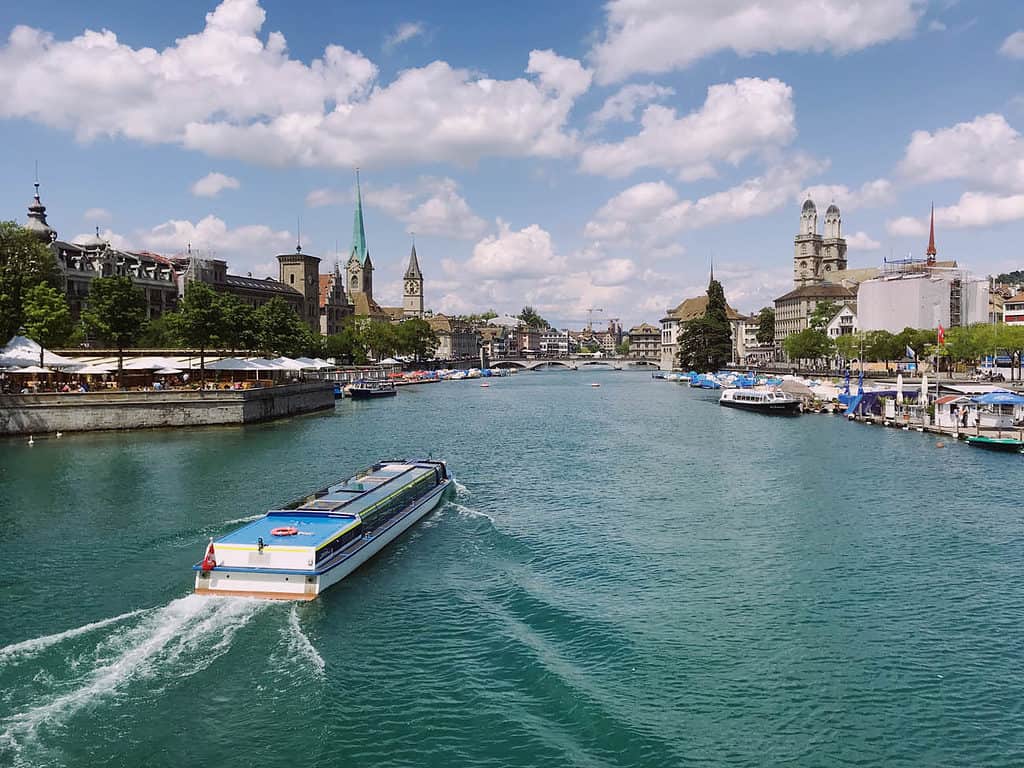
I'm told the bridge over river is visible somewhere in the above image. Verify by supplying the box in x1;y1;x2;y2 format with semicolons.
490;358;659;371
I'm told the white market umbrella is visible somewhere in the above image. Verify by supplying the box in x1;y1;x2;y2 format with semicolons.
271;357;306;371
206;357;269;371
896;373;904;405
0;335;78;368
75;363;116;375
14;365;53;374
154;367;183;375
920;373;929;404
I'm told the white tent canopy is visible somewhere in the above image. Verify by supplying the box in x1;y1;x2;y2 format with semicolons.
294;357;333;369
11;365;53;374
206;357;278;371
74;363;116;375
271;356;307;370
0;335;79;369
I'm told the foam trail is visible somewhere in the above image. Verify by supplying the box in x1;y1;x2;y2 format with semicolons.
447;500;494;523
1;594;267;754
283;606;325;678
218;513;265;526
453;479;471;497
0;609;148;667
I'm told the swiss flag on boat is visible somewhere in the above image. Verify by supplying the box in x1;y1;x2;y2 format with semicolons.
201;538;217;571
937;324;946;345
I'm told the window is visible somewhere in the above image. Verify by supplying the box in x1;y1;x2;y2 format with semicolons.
289;274;294;284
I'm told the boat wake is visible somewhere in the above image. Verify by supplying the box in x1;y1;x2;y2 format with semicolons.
0;608;148;668
453;479;471;497
217;513;265;527
445;500;495;523
0;594;268;762
281;606;325;678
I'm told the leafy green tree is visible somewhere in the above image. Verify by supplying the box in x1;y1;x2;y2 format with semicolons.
0;221;61;342
518;305;550;330
782;328;834;364
834;331;863;363
219;293;258;354
254;297;312;358
677;278;733;370
362;320;399;361
324;320;369;365
615;340;630;356
755;307;775;345
22;283;74;366
81;276;148;386
995;270;1024;284
808;300;840;331
395;318;439;362
863;330;901;367
136;313;179;348
172;282;223;381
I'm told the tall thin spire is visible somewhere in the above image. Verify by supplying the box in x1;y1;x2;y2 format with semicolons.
404;234;422;279
926;203;937;261
296;215;302;253
351;167;368;265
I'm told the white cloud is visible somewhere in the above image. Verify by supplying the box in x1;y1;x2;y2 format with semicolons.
83;207;111;222
590;0;923;84
799;178;893;210
886;216;928;237
999;30;1024;59
899;113;1024;192
928;20;947;32
98;214;294;271
0;1;591;169
579;77;795;178
588;83;674;127
846;231;881;250
72;228;131;250
307;177;487;240
585;154;824;248
465;219;567;278
383;22;425;53
191;171;240;197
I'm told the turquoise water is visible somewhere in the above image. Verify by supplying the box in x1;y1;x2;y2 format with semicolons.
1;371;1023;767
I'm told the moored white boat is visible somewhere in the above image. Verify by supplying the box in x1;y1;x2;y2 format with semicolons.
719;388;801;414
194;459;453;600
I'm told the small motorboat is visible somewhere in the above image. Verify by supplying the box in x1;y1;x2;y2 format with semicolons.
480;382;490;388
348;380;397;399
966;436;1024;453
590;383;601;388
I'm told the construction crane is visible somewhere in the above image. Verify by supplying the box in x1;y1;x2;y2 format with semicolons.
585;308;604;332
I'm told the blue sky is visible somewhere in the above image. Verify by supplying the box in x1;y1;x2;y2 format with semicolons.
1;0;1023;328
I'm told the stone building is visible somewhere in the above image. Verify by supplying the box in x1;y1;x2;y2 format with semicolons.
626;323;660;360
345;173;387;321
25;183;178;321
427;314;478;360
659;289;743;370
318;270;352;336
277;245;322;333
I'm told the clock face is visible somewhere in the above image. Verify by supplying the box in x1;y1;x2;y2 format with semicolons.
405;280;419;294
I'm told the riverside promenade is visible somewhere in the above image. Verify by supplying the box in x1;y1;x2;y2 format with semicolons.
0;381;335;437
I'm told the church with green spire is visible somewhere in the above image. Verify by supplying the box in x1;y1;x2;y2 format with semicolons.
345;170;387;320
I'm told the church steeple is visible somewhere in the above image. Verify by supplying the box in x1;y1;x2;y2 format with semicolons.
350;169;368;265
405;240;422;280
926;203;937;263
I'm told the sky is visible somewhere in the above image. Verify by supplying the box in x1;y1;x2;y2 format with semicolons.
1;0;1023;329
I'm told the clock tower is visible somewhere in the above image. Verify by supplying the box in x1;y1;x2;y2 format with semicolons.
402;241;424;318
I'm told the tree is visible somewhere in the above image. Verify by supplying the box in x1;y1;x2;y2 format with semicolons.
808;300;840;331
172;282;223;381
615;340;630;356
395;318;439;362
782;328;834;365
324;320;369;365
0;221;61;342
137;313;179;348
219;293;258;354
755;307;775;345
362;320;399;361
863;330;901;367
834;332;863;363
81;276;148;386
677;278;733;371
518;305;550;330
254;297;313;358
22;283;73;366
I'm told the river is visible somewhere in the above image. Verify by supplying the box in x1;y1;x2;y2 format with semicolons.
1;370;1022;767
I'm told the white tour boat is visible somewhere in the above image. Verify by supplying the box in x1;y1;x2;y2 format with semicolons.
194;459;452;600
719;388;802;415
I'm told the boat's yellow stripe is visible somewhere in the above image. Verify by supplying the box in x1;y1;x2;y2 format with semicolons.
315;519;362;549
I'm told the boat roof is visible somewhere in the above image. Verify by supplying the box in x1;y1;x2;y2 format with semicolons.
215;462;438;549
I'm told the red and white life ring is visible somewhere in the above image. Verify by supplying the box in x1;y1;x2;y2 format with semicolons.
270;526;299;537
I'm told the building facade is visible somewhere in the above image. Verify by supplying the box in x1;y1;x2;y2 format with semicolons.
277;248;322;332
659;293;743;370
626;323;660;360
1004;292;1024;325
825;304;858;339
427;314;478;360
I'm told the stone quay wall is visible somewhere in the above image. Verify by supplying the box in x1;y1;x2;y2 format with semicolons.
0;382;335;436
